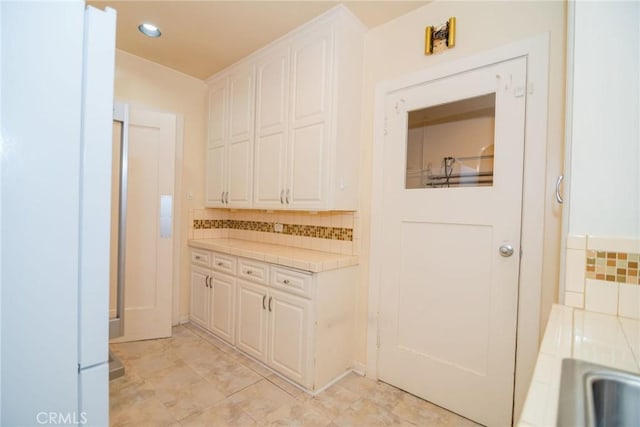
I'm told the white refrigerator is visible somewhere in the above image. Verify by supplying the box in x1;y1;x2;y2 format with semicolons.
1;2;116;425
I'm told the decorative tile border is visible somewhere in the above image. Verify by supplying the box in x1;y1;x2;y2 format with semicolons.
193;219;353;241
585;250;640;285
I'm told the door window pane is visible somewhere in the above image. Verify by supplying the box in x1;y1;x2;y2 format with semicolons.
406;93;495;189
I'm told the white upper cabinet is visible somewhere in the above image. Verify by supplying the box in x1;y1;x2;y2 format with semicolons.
205;80;227;206
205;64;255;208
206;6;364;211
254;45;290;208
286;25;333;210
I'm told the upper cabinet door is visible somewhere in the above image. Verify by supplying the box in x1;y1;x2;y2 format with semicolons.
206;78;228;207
228;64;255;143
290;26;333;126
288;26;334;209
208;80;227;148
205;145;226;207
254;47;290;209
226;64;255;208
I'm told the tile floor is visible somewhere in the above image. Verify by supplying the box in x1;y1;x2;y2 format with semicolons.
109;324;479;426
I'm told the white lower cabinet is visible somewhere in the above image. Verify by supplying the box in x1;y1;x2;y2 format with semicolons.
236;280;269;361
267;288;312;386
189;267;210;328
190;248;356;391
209;273;235;344
189;252;236;345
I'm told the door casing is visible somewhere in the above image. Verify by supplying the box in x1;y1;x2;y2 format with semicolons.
367;33;550;421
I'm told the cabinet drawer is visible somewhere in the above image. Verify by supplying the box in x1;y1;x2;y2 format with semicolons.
191;250;211;267
270;266;313;298
238;258;269;285
211;252;236;274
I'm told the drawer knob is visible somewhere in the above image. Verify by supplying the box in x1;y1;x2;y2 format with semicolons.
217;262;223;266
283;279;290;284
195;256;201;260
246;270;253;275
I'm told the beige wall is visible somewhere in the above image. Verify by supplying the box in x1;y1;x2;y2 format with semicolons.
356;1;566;365
113;49;208;322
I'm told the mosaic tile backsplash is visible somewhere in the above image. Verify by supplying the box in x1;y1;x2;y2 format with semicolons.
189;209;360;256
193;219;353;241
585;250;640;285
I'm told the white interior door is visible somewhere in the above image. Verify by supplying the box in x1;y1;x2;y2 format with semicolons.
111;108;176;343
378;57;527;427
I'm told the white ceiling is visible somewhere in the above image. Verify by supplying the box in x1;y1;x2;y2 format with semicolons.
88;1;428;80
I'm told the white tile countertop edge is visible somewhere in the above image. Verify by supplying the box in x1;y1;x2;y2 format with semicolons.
188;238;359;273
519;304;640;427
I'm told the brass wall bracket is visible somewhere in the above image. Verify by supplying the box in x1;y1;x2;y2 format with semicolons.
425;17;456;55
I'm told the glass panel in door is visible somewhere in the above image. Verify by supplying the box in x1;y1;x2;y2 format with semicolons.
405;93;495;189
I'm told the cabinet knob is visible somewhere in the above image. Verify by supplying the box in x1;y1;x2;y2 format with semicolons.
195;256;201;260
246;270;253;275
286;189;290;204
283;279;290;285
217;262;223;266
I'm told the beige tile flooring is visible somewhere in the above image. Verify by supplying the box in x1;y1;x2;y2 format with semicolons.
110;324;479;426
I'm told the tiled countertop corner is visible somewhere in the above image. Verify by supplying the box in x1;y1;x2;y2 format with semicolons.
188;238;359;273
519;305;640;427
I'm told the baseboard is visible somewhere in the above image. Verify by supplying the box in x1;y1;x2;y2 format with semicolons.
352;361;366;377
310;369;353;396
178;315;190;325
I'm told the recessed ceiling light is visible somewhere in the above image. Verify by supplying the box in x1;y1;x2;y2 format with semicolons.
138;23;161;38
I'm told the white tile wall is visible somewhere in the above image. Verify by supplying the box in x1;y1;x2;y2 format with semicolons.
566;234;587;249
565;249;586;293
587;236;640;253
564;291;584;308
584;279;619;315
618;284;640;319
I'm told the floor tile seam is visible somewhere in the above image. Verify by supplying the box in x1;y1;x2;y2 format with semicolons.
263;374;303;399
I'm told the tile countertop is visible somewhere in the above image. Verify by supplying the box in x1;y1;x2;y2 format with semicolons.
519;304;640;427
188;238;359;273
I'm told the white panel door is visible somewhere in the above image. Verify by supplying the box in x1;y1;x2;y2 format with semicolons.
288;26;333;210
190;267;210;329
236;280;269;362
267;289;311;386
378;58;527;427
254;46;289;209
209;272;235;345
111;108;176;343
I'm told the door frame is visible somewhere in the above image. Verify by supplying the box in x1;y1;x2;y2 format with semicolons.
367;33;550;421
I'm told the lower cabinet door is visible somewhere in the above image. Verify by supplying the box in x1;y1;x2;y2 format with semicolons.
209;272;235;345
267;289;312;386
236;280;269;362
190;267;210;328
